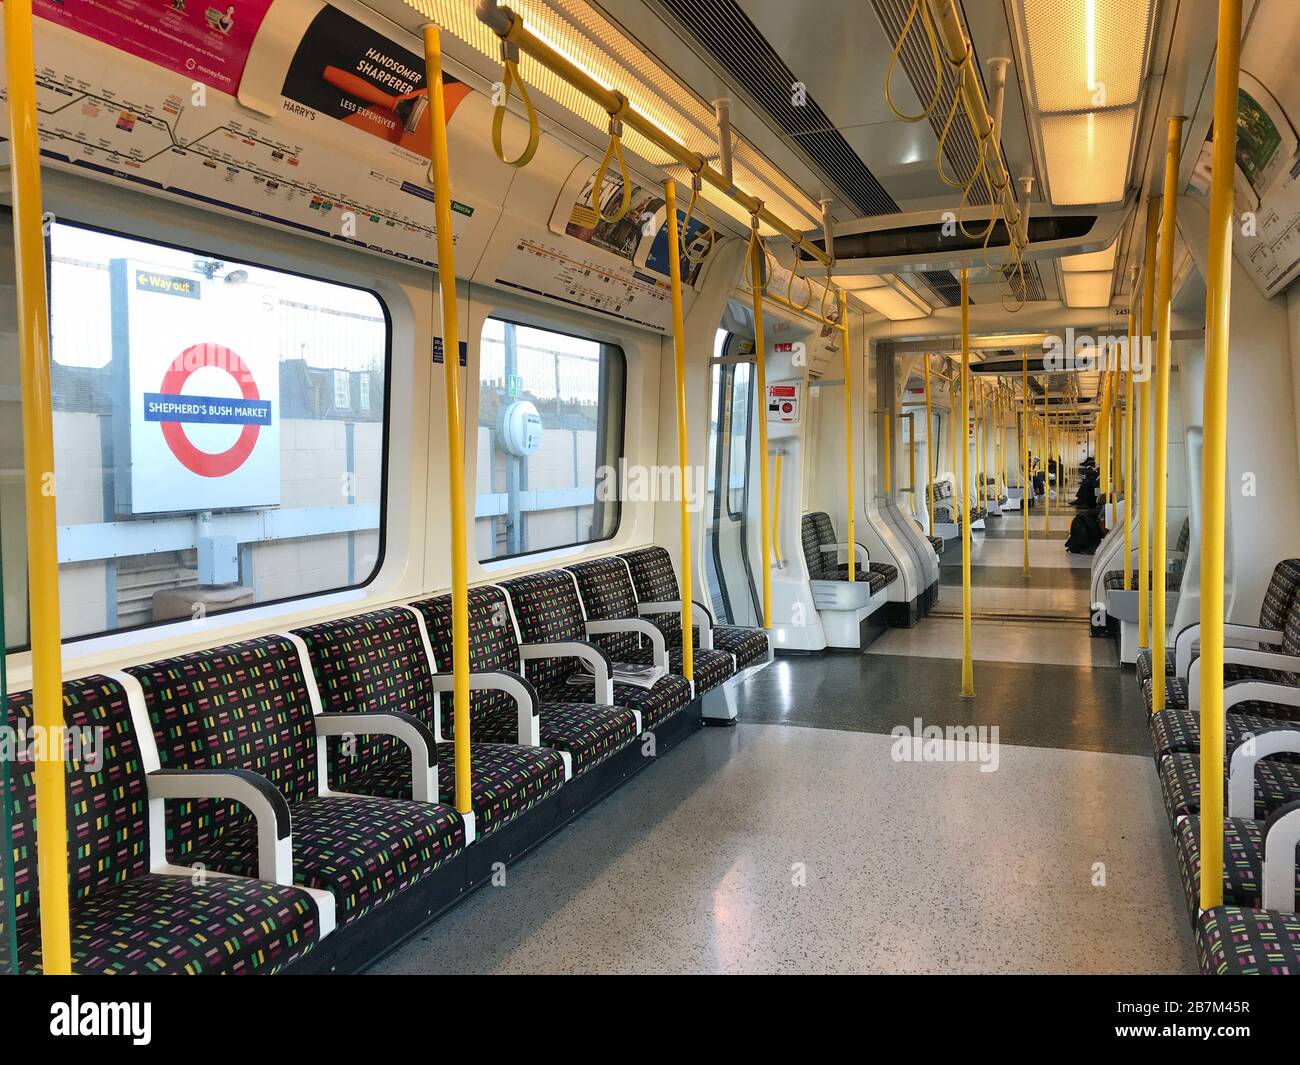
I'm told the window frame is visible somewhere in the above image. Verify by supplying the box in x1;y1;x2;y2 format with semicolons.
18;214;394;650
474;314;627;565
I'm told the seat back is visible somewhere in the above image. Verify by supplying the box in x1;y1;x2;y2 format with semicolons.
499;570;588;693
801;513;828;579
411;585;523;742
293;607;434;789
4;677;147;951
128;636;317;863
1260;559;1300;635
567;557;642;660
620;545;681;602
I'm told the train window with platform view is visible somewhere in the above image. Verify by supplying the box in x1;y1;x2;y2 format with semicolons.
475;317;626;561
0;220;390;647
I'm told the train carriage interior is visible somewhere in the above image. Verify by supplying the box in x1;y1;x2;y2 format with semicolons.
3;0;1300;991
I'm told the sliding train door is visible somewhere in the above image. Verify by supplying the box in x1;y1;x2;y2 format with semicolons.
704;331;761;627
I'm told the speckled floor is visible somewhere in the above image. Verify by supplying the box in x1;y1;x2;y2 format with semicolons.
370;723;1196;975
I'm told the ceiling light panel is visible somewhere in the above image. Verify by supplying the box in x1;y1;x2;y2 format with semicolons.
1061;270;1114;307
857;279;932;321
1039;108;1136;205
406;0;821;232
1021;0;1153;111
1061;238;1118;272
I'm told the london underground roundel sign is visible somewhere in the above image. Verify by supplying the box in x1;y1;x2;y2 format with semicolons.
145;344;271;478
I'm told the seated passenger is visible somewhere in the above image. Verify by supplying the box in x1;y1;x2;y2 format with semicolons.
1065;507;1107;554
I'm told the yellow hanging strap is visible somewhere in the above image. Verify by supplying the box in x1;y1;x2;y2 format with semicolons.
663;181;694;686
679;171;716;265
7;0;72;976
490;42;540;168
592;101;633;223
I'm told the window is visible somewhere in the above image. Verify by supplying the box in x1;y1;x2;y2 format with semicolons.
475;317;625;561
360;374;371;411
333;370;351;409
0;220;389;648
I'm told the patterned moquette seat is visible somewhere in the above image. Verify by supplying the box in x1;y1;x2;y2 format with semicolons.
412;587;637;778
1174;815;1300;925
567;556;734;694
1141;594;1300;727
5;676;320;974
500;569;693;732
1136;558;1300;686
1105;517;1192;595
1149;707;1300;764
128;635;463;925
1158;750;1300;823
1197;907;1300;975
801;511;899;593
293;606;567;835
620;545;769;670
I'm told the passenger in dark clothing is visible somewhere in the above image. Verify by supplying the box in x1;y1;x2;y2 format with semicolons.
1065;507;1107;553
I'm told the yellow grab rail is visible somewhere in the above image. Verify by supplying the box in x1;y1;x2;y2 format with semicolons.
1200;0;1242;912
7;0;72;976
1021;350;1030;577
840;288;856;584
960;269;973;697
479;7;831;267
924;355;935;537
1138;199;1160;649
1152;117;1185;713
424;26;473;819
750;232;773;627
664;182;695;684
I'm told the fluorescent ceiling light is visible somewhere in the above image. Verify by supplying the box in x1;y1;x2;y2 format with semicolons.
1061;239;1118;272
1021;0;1153;112
407;0;821;232
1062;270;1113;307
1039;108;1136;205
858;280;932;321
835;274;889;292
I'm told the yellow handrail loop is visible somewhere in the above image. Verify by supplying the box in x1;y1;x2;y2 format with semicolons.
593;102;633;223
679;170;716;265
885;0;945;122
490;41;540;168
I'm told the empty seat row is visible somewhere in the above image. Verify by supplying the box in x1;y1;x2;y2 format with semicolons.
800;511;901;595
1135;557;1300;974
3;545;768;974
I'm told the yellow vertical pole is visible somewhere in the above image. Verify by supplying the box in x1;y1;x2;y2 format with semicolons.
1152;117;1185;713
1043;379;1051;536
424;27;472;817
749;232;773;625
664;182;694;685
950;369;960;526
840;289;855;584
1138;199;1160;649
1021;352;1030;577
960;269;974;697
6;0;72;975
924;355;935;537
1125;348;1136;586
1200;0;1241;912
1098;372;1111;514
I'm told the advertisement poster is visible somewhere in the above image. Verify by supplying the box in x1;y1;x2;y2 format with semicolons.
280;3;470;159
110;257;281;514
34;0;275;94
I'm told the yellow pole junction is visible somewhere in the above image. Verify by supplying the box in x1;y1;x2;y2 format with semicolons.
841;288;856;585
7;0;72;975
424;26;473;818
1125;341;1136;587
1152;117;1185;713
924;354;936;537
1200;0;1242;913
750;233;773;626
960;269;974;697
663;182;694;685
1021;350;1030;577
1138;198;1161;648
